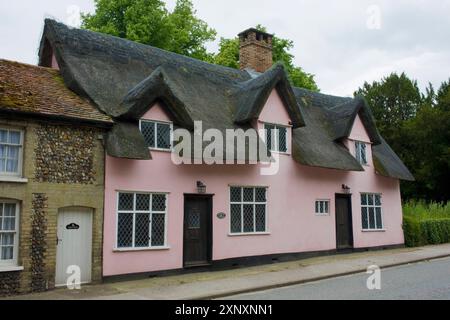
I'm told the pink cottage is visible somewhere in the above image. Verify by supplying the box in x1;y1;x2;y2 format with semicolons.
39;21;414;278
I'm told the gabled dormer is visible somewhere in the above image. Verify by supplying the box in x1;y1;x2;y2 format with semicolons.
346;112;373;167
256;89;292;155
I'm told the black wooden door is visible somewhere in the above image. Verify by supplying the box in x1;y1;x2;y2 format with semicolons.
335;194;354;250
184;196;212;267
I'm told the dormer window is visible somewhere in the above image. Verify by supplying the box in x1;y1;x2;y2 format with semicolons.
140;120;172;151
265;124;288;153
355;141;368;165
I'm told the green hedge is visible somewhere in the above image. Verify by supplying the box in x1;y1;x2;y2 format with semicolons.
403;201;450;247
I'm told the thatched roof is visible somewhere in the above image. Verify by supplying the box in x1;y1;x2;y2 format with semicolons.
38;19;414;181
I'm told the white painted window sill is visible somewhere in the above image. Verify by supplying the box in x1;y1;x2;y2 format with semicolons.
362;229;386;233
228;232;271;237
148;148;172;153
0;176;28;183
0;266;24;272
113;246;170;252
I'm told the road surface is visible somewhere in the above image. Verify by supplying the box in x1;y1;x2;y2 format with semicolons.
221;257;450;300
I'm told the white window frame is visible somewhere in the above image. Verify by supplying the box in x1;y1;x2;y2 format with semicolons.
0;127;24;178
229;186;268;235
355;141;368;165
315;199;330;216
139;119;173;152
360;193;384;231
264;123;289;154
115;191;169;250
0;200;20;267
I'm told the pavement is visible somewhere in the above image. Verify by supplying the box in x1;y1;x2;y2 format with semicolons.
5;243;450;300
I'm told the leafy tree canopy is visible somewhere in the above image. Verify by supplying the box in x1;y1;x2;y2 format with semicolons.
356;74;450;202
81;0;216;61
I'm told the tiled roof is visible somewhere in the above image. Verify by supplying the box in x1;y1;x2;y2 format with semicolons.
0;59;112;124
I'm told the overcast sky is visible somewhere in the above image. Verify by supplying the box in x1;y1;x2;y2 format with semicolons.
1;0;449;96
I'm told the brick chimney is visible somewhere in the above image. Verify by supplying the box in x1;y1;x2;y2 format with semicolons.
239;28;273;73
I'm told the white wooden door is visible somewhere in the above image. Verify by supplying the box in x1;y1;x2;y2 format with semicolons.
55;207;93;287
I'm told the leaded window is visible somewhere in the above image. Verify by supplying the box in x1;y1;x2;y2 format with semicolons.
355;141;368;165
117;192;167;248
361;193;383;230
265;124;288;153
230;187;267;234
140;120;172;150
0;128;23;176
315;200;330;215
0;201;19;266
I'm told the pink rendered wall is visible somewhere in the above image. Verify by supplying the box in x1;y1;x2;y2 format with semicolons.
51;53;59;70
103;91;404;276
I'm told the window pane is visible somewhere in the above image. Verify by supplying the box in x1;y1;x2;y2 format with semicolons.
118;193;134;211
355;142;361;163
368;194;374;206
1;233;14;245
1;246;14;260
134;213;150;247
135;194;150;211
361;207;368;229
243;188;254;202
243;204;254;233
8;131;20;144
117;212;133;247
0;130;7;143
278;127;287;152
151;213;165;246
141;121;155;148
4;203;15;217
315;201;319;213
156;123;171;149
152;194;166;211
6;146;19;173
375;194;381;206
255;204;266;232
230;187;241;202
375;208;383;229
368;208;376;229
319;201;324;213
187;210;200;229
2;217;15;231
255;188;266;202
230;204;241;233
324;201;329;214
361;143;367;164
265;125;274;151
361;194;367;206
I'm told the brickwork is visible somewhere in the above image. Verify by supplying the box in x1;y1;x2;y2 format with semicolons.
239;29;273;73
0;119;105;296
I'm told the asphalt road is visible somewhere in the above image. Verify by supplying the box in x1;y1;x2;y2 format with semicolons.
221;257;450;300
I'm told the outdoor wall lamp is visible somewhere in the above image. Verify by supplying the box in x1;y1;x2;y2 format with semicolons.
197;181;206;194
342;184;351;194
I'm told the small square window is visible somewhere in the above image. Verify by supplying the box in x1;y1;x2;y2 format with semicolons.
140;120;172;151
315;200;330;215
264;124;288;153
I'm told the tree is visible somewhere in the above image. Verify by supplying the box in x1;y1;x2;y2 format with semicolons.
81;0;216;61
213;25;319;91
354;73;422;136
356;74;450;202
